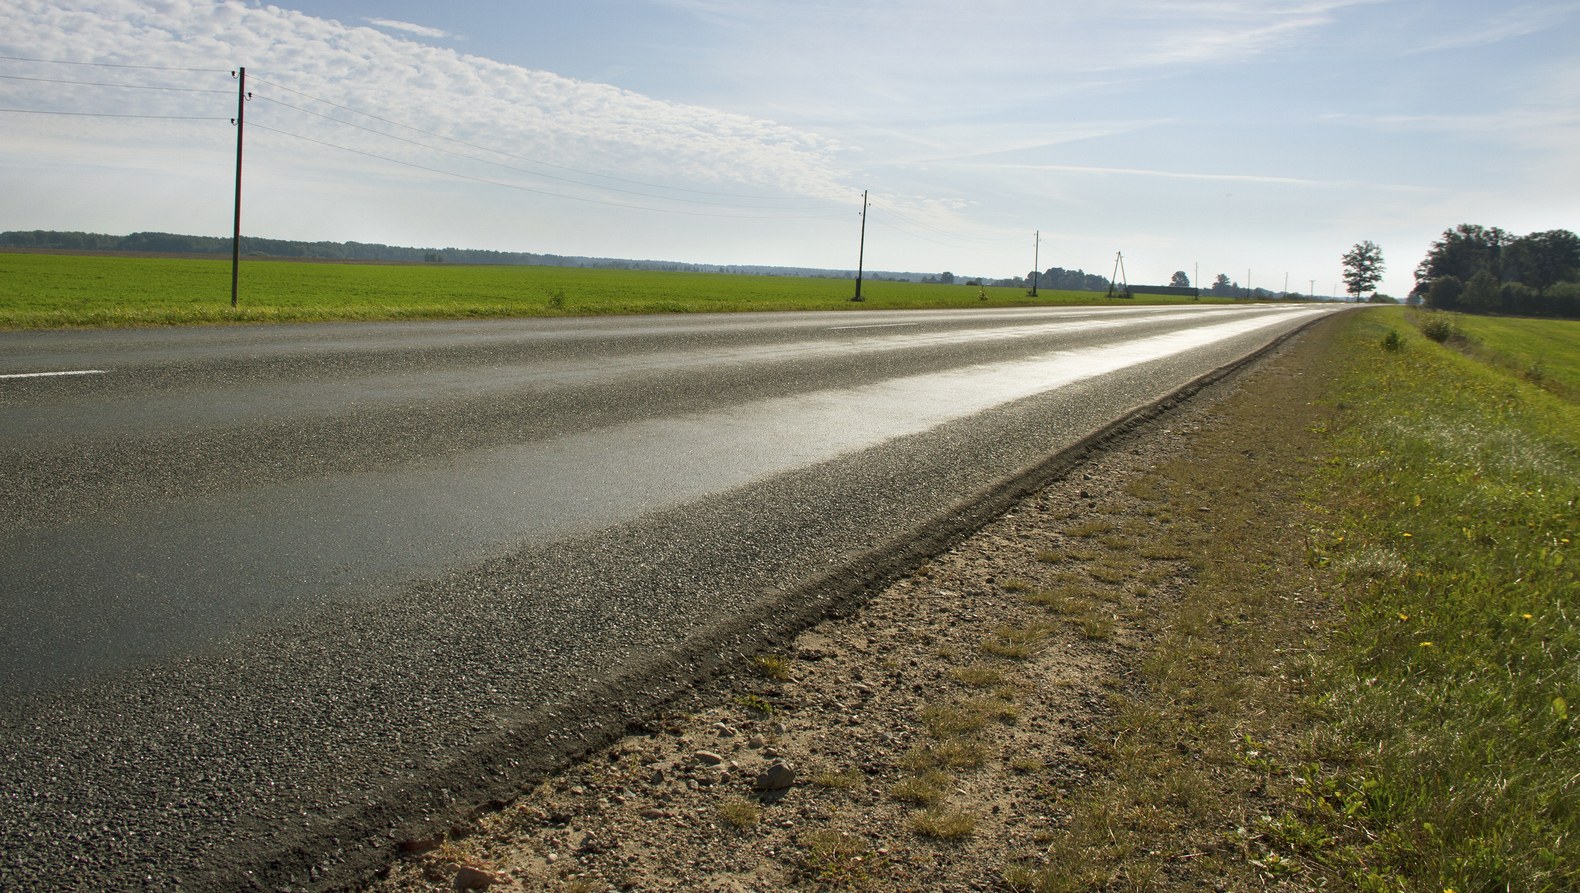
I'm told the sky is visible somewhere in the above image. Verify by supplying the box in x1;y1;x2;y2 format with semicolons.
2;0;1578;296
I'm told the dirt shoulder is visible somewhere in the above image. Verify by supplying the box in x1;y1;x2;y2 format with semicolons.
363;315;1349;893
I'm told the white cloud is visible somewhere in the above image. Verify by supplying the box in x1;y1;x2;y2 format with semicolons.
0;0;858;212
364;18;450;40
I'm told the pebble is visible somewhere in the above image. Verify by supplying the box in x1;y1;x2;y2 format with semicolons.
754;762;796;791
747;735;764;749
694;751;724;766
455;865;497;889
770;721;787;735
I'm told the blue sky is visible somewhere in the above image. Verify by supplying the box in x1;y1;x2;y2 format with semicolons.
3;0;1577;296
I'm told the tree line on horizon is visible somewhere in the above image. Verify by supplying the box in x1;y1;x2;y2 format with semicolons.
1412;224;1580;318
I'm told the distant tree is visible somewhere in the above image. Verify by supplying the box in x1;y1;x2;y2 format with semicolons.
1170;270;1191;288
1423;275;1462;311
1342;241;1385;301
1210;273;1234;296
1367;293;1400;304
1460;270;1503;314
940;271;955;284
1412;224;1510;297
1503;229;1580;293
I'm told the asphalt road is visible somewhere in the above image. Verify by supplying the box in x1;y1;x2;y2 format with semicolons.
0;303;1337;891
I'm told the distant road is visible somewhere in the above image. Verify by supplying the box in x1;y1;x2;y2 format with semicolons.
0;304;1337;890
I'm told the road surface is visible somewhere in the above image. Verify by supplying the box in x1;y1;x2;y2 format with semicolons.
0;303;1336;890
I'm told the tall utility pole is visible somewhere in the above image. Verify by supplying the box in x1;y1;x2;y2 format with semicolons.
230;66;248;309
1310;279;1315;300
851;190;868;302
1284;272;1289;297
1194;262;1199;300
1030;230;1039;297
1247;268;1252;300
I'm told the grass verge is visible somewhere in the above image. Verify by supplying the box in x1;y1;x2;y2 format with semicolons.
1019;307;1579;892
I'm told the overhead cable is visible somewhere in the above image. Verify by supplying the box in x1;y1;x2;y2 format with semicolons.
0;54;229;73
0;73;231;93
248;123;853;221
0;108;229;120
871;219;1025;253
869;200;1025;246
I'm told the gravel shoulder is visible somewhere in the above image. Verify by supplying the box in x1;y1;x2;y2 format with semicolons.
361;316;1344;893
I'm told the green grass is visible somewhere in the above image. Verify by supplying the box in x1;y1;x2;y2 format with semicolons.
0;252;1225;329
1415;310;1580;396
1312;307;1580;890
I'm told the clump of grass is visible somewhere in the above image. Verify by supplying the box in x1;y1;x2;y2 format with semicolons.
735;693;776;716
982;622;1054;659
950;663;1004;688
751;653;792;681
911;807;978;839
1078;614;1115;640
1381;328;1402;351
1086;564;1126;584
1065;519;1114;538
904;740;988;771
797;830;881;888
1138;539;1189;559
1035;550;1064;564
1099;535;1134;551
1009;755;1045;773
1000;578;1033;592
920;701;990;738
889;768;950;805
811;769;864;790
1123;477;1162;500
718;796;759;827
1024;587;1090;615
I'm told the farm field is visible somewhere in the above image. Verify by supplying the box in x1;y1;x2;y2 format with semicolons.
0;252;1225;329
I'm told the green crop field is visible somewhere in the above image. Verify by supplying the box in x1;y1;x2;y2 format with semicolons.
0;252;1226;329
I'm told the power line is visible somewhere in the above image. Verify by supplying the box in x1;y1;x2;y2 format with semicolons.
0;73;231;93
868;200;1024;246
251;93;841;211
0;54;229;73
869;219;1024;253
248;75;847;203
248;122;852;220
0;108;229;120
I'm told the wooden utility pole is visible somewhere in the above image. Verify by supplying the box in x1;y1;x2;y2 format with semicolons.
230;66;248;309
852;190;868;302
1030;230;1039;296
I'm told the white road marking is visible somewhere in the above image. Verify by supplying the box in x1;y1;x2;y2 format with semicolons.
0;369;107;380
828;323;919;330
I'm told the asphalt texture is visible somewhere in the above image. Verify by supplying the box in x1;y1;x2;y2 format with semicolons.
0;304;1337;891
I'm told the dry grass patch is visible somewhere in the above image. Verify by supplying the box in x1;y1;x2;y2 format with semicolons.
718;796;760;827
1065;519;1115;538
950;663;1004;688
982;621;1055;659
910;808;978;839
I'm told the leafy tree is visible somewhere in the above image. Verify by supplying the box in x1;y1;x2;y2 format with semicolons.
940;271;955;284
1423;276;1462;311
1503;229;1580;293
1170;270;1191;288
1412;224;1510;296
1461;270;1502;314
1210;273;1234;296
1342;240;1385;301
